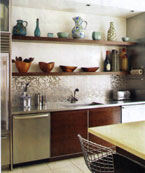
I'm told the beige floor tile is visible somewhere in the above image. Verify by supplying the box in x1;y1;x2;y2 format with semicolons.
2;157;91;173
2;167;23;173
22;163;52;173
70;157;91;173
79;166;91;173
47;159;75;170
70;157;85;166
82;169;91;173
51;165;82;173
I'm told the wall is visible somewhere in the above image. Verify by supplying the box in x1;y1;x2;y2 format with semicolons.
126;12;145;99
127;12;145;41
11;6;127;106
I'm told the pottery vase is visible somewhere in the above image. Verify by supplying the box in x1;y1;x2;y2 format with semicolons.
107;22;116;41
34;18;40;37
12;20;28;36
72;16;87;39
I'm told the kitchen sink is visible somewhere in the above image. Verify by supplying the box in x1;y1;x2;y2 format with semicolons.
63;102;103;107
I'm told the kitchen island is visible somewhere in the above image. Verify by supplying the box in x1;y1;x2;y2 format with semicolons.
88;121;145;166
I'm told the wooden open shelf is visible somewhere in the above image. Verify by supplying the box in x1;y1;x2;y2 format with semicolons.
12;71;127;76
12;35;136;46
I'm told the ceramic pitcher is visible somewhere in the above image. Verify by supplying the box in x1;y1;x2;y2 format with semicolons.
12;20;28;36
72;16;87;39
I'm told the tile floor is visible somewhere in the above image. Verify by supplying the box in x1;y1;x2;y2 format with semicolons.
2;157;91;173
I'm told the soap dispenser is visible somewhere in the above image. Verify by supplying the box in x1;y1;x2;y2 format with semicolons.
21;82;31;108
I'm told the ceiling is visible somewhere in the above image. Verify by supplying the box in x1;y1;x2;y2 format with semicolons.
12;0;145;18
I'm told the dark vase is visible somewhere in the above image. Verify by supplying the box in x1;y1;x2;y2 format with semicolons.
34;18;40;37
12;20;28;36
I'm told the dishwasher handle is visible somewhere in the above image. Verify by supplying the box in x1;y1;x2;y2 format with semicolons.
14;114;50;120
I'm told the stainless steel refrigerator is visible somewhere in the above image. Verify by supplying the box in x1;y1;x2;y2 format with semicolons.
1;52;11;167
1;0;11;168
1;32;11;168
1;53;10;132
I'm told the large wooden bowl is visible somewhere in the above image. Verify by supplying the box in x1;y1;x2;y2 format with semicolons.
60;65;77;72
81;67;99;72
15;61;31;73
39;62;55;73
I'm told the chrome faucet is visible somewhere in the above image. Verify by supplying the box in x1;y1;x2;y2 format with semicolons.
68;88;79;103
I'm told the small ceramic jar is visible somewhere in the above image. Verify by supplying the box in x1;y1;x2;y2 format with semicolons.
47;33;54;38
92;32;101;40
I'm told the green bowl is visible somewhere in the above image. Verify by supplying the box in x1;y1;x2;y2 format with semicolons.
122;37;130;42
57;32;69;38
47;33;54;38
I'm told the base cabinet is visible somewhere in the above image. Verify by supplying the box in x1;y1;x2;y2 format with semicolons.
122;104;145;123
51;110;88;157
2;134;10;167
89;106;121;146
12;106;121;162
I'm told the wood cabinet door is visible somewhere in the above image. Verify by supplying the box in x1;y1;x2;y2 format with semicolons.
51;110;88;157
89;106;121;146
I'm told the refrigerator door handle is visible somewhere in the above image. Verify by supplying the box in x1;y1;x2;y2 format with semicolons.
14;114;50;120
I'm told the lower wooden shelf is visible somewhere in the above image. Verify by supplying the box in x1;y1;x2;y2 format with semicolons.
12;71;127;76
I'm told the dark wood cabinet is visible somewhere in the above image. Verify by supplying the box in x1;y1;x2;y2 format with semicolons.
51;110;88;157
89;106;121;146
51;106;121;158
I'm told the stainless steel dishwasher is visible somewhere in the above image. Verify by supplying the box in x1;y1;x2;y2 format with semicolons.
13;113;50;164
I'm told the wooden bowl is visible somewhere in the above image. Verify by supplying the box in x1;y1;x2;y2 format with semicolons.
15;61;31;73
39;62;55;73
81;67;99;72
60;65;77;72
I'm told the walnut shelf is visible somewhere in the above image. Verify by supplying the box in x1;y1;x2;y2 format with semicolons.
12;35;136;46
12;72;127;76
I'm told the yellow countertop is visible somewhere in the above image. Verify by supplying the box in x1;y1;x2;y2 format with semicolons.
88;121;145;160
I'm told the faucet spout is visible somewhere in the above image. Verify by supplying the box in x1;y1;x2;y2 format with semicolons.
68;88;79;103
74;88;79;98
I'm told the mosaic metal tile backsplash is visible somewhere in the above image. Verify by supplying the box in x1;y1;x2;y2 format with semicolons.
12;75;126;107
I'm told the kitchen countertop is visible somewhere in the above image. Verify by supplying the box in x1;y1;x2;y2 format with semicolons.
88;121;145;160
12;100;145;115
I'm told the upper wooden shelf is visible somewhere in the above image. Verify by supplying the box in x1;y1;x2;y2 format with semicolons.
12;71;127;76
12;36;136;46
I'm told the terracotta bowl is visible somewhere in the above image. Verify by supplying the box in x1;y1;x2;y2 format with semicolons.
39;62;55;73
59;65;77;72
81;67;99;72
15;61;31;73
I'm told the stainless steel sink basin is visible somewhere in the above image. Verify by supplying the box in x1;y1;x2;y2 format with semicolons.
63;102;103;107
